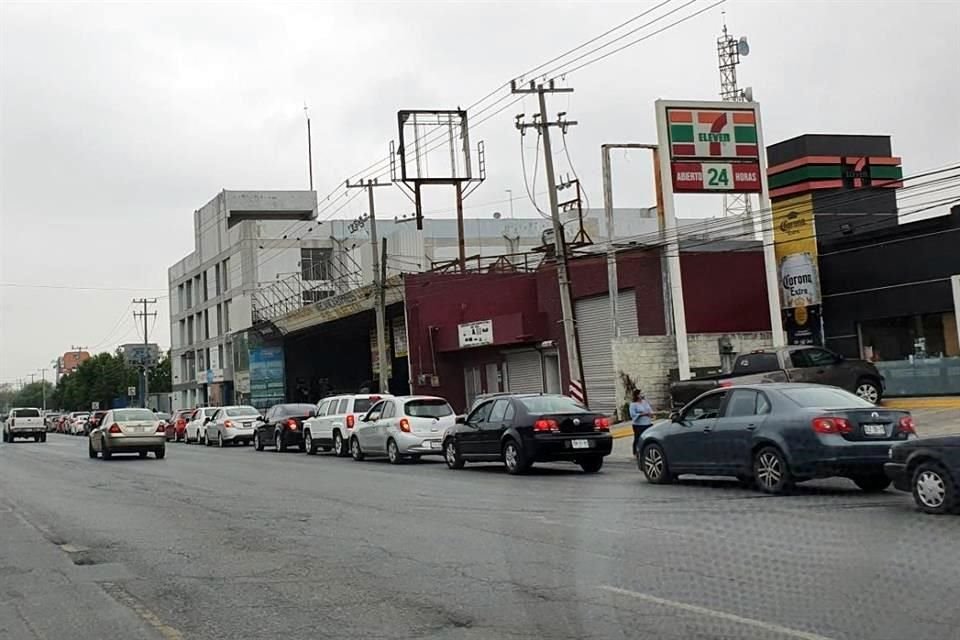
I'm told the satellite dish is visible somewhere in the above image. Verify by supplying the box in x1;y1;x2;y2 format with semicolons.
492;211;502;219
737;36;750;56
744;86;754;101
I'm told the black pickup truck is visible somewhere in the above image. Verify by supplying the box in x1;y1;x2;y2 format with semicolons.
669;346;885;408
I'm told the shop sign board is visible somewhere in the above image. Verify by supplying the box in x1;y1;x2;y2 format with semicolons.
250;345;285;408
772;193;823;345
458;320;493;348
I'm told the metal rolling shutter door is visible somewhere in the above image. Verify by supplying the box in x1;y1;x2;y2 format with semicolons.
504;350;543;394
575;291;638;414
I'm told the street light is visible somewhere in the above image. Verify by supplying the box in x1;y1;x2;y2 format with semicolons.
505;189;515;219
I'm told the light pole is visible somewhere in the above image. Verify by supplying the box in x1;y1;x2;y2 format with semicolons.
505;189;515;218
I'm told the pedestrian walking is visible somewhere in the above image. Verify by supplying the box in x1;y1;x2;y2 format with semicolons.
629;390;653;457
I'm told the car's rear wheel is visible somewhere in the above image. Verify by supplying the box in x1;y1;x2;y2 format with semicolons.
305;432;317;455
275;431;287;452
852;472;891;493
912;462;957;515
753;446;792;494
155;447;165;460
503;439;530;475
387;439;402;465
333;432;347;457
640;443;674;484
101;438;112;460
855;378;881;404
578;456;604;473
217;432;224;448
444;439;465;469
88;439;97;459
350;437;364;461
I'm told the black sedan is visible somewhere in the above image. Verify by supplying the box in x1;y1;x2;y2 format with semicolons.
638;383;916;494
885;435;960;514
442;394;613;475
253;403;316;453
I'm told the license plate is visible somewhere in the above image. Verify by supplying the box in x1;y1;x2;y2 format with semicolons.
242;422;252;428
428;441;440;449
863;424;886;436
571;439;590;449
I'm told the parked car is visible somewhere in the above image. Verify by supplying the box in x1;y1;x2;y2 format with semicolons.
168;409;193;442
44;412;62;432
70;413;90;435
184;407;214;444
441;394;612;474
639;383;915;494
885;435;960;514
350;396;456;464
253;403;316;452
668;346;885;408
56;415;71;433
301;394;389;456
3;407;47;443
84;410;108;436
88;407;166;460
203;405;261;447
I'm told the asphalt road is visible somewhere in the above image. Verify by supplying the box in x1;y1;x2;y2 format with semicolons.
1;434;958;640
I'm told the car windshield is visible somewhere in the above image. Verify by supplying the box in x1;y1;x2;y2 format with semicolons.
225;406;259;417
518;395;588;414
405;399;454;418
781;387;875;409
352;397;380;413
14;408;40;417
113;409;156;421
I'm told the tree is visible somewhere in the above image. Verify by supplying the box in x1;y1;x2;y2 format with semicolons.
51;351;139;411
148;353;172;394
12;381;56;410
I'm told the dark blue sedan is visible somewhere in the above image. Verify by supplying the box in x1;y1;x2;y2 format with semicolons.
638;383;917;494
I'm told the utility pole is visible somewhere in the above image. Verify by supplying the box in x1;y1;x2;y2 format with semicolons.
512;79;585;405
346;178;391;394
29;373;37;386
40;368;47;412
133;298;158;408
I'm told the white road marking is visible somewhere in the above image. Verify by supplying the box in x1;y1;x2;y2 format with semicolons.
598;585;835;640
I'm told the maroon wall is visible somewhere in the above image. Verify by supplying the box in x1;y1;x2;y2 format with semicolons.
680;252;772;333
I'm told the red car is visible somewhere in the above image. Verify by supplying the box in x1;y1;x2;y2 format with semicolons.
171;409;194;442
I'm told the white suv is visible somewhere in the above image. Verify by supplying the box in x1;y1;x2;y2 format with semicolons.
302;394;391;456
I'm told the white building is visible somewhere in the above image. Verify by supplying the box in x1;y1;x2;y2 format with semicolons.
168;190;325;409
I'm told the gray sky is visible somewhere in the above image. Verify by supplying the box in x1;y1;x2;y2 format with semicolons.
2;0;958;383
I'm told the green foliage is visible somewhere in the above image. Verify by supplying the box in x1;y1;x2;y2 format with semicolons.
149;353;172;394
8;381;56;409
51;351;142;411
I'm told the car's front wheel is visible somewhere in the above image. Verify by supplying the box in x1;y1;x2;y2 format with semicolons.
912;462;958;514
503;439;530;475
852;472;891;493
217;432;224;448
387;439;402;465
753;446;793;494
350;437;364;461
333;431;347;457
444;439;465;470
640;443;674;484
254;432;264;451
304;432;317;455
578;456;604;473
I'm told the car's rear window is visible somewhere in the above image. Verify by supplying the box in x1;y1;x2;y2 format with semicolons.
518;396;587;414
114;409;156;421
14;409;40;417
781;387;874;409
405;399;453;418
280;404;316;416
226;406;259;417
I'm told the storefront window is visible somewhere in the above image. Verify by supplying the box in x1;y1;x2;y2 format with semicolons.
860;312;960;396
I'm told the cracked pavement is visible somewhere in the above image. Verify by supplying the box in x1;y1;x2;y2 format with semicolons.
1;433;958;639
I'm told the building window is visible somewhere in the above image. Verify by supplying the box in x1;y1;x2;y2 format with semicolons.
215;264;222;296
203;310;210;340
302;290;332;305
860;312;959;361
185;280;193;309
178;284;185;313
218;344;224;370
187;316;194;344
205;348;211;373
197;348;205;371
179;319;186;346
203;271;209;301
224;299;231;332
223;258;230;290
216;304;223;335
301;248;331;281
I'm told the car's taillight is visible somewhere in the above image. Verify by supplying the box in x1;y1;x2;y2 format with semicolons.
534;419;559;433
346;414;355;428
155;423;165;433
224;420;234;428
897;416;916;434
108;424;121;434
811;417;852;434
594;417;610;431
399;418;411;433
719;380;734;388
286;418;298;430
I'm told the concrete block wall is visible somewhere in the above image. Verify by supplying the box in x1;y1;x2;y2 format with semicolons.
612;332;773;415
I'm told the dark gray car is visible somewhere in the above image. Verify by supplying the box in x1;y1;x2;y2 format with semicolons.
639;383;916;494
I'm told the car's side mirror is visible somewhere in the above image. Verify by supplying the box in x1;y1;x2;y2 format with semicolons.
366;413;380;422
455;415;466;425
204;417;212;424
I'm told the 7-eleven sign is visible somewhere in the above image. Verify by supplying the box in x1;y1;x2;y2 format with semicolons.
667;108;759;160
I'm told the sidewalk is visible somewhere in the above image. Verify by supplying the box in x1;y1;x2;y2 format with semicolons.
609;405;960;464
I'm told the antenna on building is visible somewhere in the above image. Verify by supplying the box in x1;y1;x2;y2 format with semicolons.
304;102;314;192
717;13;754;219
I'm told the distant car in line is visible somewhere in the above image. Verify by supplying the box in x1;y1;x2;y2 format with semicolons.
886;435;960;515
84;410;108;436
3;407;47;443
44;412;62;432
350;396;456;464
88;407;166;460
442;394;612;475
203;405;261;447
183;407;214;444
639;384;915;494
668;346;885;408
301;394;388;456
70;413;91;435
253;403;316;452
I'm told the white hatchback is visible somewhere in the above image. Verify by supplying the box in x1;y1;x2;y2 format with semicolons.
301;394;391;456
350;396;456;464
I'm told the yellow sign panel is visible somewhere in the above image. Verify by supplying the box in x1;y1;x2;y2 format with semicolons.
772;194;820;309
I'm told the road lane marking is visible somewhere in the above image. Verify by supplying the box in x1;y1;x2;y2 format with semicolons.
101;582;184;640
598;585;835;640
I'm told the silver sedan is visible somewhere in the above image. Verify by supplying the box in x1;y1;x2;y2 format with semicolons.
203;405;262;447
88;408;166;459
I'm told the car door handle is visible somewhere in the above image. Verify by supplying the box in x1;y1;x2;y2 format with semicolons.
702;427;713;433
746;424;757;431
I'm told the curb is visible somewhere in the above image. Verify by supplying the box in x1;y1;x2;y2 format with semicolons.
881;397;960;410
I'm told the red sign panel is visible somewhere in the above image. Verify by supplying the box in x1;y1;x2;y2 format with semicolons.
671;162;762;194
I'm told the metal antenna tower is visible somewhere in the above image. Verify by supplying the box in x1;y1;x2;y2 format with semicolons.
718;14;754;218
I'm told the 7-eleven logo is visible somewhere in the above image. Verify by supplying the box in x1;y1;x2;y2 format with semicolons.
668;109;759;159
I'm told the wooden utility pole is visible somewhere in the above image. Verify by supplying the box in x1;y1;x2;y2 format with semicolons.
346;178;392;394
512;79;585;405
132;298;158;408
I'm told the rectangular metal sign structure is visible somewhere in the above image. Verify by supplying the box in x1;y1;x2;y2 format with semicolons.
458;320;493;349
665;105;762;194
